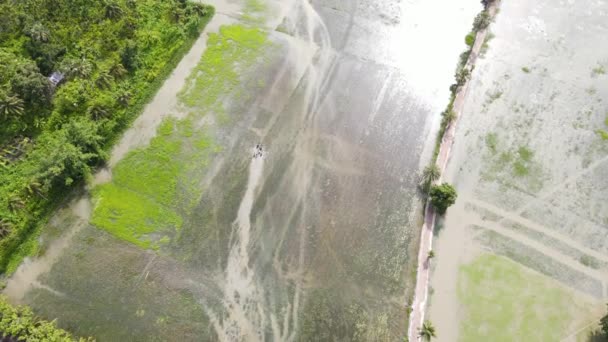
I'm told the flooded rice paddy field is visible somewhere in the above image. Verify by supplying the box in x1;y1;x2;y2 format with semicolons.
429;0;608;341
4;0;482;340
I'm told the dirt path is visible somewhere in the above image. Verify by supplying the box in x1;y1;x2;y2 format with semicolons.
407;2;500;341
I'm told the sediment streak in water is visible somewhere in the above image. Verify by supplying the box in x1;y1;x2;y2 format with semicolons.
209;0;336;340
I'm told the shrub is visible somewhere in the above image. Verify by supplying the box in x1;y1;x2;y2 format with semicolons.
465;32;476;47
0;295;89;341
473;11;491;31
429;183;457;215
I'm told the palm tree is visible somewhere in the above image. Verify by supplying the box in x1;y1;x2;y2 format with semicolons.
419;321;437;341
7;193;25;213
443;110;457;125
26;22;50;43
0;219;12;238
0;92;25;119
116;90;132;107
61;58;93;79
421;164;441;192
455;67;470;86
95;71;113;89
88;103;110;120
170;6;185;23
190;4;211;17
110;63;127;79
103;0;124;20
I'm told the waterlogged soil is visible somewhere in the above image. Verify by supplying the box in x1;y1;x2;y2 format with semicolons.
5;0;482;340
429;0;608;340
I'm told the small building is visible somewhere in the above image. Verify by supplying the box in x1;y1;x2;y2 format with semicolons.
48;71;65;87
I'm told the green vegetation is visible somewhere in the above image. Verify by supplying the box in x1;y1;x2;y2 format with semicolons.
458;254;590;342
420;164;441;192
521;66;531;73
418;321;437;341
591;64;606;77
465;32;476;47
479;32;495;57
597;115;608;140
178;25;269;117
473;11;492;31
0;295;90;341
485;89;503;106
481;133;545;192
91;117;216;248
429;183;457;215
485;132;498;152
0;0;213;273
432;6;495;160
92;24;271;248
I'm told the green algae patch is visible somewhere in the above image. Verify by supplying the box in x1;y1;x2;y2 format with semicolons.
458;254;591;342
178;25;270;116
91;184;181;249
480;133;545;193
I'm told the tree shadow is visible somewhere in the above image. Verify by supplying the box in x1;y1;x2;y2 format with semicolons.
586;329;607;342
433;214;445;237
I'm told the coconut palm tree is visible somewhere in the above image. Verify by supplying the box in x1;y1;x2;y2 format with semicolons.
0;219;12;238
455;67;470;86
7;193;25;213
103;0;124;20
60;57;94;79
421;164;441;192
443;110;457;125
88;103;110;120
0;92;25;119
26;22;50;43
110;63;127;79
116;90;132;107
419;321;437;341
95;70;113;89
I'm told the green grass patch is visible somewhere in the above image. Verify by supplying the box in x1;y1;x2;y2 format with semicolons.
91;24;269;249
591;64;606;77
91;184;181;249
597;129;608;140
521;66;531;73
481;137;543;192
512;160;529;176
517;146;533;162
486;90;503;104
91;116;215;248
113;119;183;207
458;254;587;342
485;133;498;152
178;25;270;117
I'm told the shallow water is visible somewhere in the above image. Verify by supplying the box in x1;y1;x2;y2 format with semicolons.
5;0;481;340
429;0;608;340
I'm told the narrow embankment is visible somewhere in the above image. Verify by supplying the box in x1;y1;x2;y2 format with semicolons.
407;1;501;341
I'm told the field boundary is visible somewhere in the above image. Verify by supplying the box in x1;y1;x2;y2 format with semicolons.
407;1;501;340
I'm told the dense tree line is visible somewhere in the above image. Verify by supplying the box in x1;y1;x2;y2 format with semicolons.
0;295;91;341
0;0;213;273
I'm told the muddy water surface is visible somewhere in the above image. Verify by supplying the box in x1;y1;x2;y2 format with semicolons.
5;0;481;340
429;0;608;340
